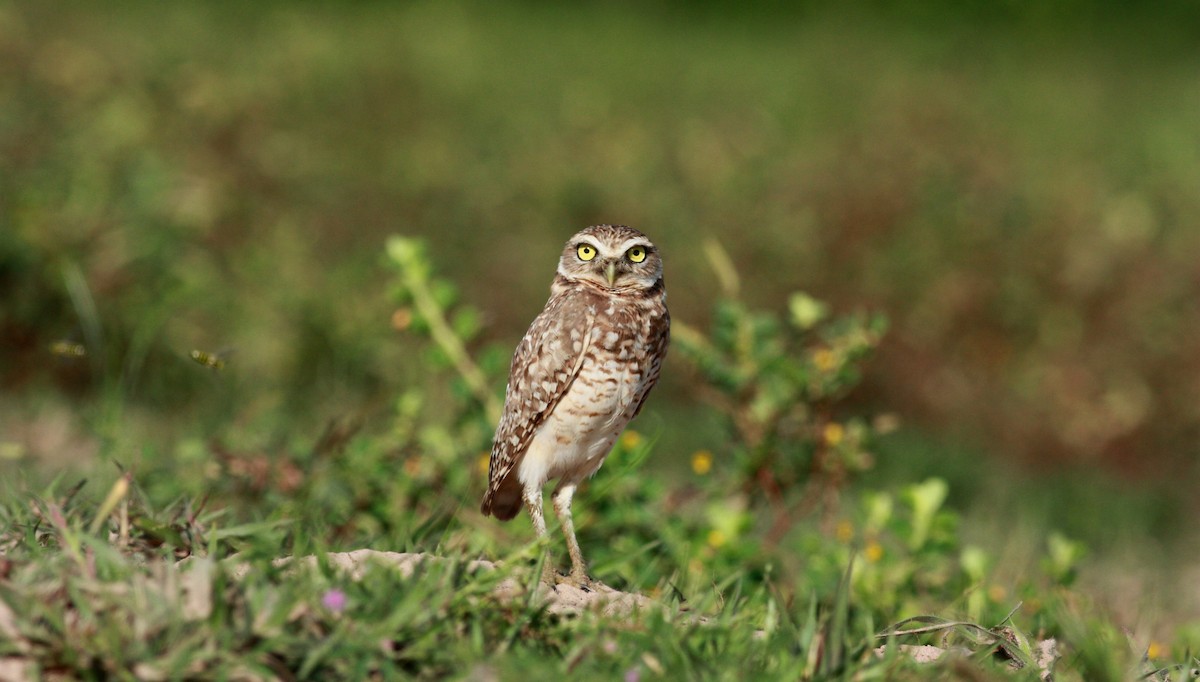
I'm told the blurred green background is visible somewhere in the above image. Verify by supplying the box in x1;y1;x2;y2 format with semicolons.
2;0;1198;620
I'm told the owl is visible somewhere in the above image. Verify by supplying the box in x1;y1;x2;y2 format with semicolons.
481;224;670;587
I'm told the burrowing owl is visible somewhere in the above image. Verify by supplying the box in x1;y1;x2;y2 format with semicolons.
481;224;670;586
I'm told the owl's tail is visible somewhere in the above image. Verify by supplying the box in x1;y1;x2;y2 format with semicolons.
480;473;522;521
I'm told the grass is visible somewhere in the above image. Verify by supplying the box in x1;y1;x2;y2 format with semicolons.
3;1;1200;678
0;477;1074;680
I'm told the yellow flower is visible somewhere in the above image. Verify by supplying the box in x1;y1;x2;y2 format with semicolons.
691;450;713;475
835;519;854;543
707;529;727;548
1146;640;1166;660
823;422;845;446
864;540;884;562
620;430;643;449
813;348;838;372
391;307;413;331
477;453;490;474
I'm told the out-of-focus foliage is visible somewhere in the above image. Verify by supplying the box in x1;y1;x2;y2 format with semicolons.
674;251;888;507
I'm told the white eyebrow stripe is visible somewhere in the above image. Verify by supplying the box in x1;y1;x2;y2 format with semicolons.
613;238;651;254
574;236;603;252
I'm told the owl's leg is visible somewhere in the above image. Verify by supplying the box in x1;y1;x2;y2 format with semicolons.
551;482;593;589
522;485;557;584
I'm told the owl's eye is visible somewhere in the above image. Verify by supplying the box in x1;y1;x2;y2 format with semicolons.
626;246;647;263
577;244;597;261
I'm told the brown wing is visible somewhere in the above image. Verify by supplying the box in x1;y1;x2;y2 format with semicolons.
480;293;594;520
631;305;670;420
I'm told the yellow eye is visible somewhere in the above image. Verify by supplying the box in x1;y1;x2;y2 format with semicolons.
577;244;597;261
627;246;647;263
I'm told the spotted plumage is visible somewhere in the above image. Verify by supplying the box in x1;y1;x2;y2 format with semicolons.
480;224;670;585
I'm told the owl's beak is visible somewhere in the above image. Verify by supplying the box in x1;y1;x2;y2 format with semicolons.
604;261;617;287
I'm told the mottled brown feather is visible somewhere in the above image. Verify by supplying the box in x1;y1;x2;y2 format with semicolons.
630;302;670;420
480;291;594;519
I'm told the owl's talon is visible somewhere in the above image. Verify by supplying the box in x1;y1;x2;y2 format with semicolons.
554;570;598;592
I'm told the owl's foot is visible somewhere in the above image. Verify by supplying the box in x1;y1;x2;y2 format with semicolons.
554;568;602;593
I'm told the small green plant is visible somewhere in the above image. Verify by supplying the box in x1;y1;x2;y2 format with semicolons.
385;236;504;425
673;240;888;522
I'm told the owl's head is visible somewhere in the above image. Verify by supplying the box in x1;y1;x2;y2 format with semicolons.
556;225;663;292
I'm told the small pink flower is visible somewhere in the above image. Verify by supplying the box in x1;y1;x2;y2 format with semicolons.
321;588;347;613
624;667;641;682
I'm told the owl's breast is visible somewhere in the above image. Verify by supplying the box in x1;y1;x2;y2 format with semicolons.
517;324;653;486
